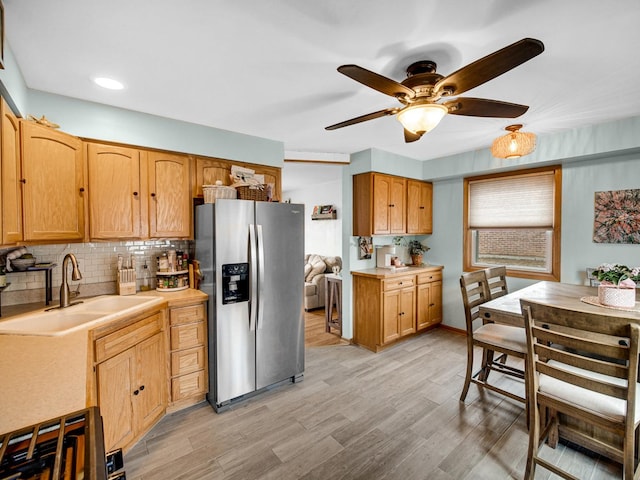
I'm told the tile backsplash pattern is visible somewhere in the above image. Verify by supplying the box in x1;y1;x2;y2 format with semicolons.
2;240;193;306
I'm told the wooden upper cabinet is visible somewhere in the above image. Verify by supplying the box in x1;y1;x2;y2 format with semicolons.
389;176;406;234
194;157;232;197
87;143;142;239
406;179;433;234
21;121;85;242
353;172;406;236
194;157;282;201
147;151;191;238
1;99;23;245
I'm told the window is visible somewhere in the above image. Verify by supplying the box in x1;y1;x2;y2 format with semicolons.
463;166;561;281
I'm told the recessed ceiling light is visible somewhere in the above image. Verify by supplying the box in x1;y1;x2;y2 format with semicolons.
93;77;124;90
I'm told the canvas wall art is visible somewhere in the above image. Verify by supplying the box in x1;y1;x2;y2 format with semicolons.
593;189;640;244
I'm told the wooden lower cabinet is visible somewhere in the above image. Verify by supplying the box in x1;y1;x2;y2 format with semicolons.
168;301;208;409
416;270;443;330
353;266;443;352
93;310;167;452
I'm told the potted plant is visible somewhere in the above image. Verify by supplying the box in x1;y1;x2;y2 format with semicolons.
408;240;430;266
592;263;640;308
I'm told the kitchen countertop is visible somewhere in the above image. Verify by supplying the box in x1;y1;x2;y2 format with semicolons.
351;264;443;279
0;289;208;434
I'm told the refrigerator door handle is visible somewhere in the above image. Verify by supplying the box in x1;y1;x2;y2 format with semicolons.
256;224;265;330
249;223;258;332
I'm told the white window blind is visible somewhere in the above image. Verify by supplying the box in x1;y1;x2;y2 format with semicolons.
469;172;554;228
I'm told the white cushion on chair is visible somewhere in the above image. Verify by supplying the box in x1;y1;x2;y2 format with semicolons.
474;323;527;353
539;360;640;423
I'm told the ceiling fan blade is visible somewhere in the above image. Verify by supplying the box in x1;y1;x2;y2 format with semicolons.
325;108;399;130
434;38;544;96
404;129;423;143
338;65;415;100
444;97;529;118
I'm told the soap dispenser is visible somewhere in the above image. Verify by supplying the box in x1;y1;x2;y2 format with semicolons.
141;261;151;291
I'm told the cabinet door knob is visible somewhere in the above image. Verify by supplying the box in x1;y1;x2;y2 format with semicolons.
151;193;156;198
389;204;395;207
419;206;425;209
139;385;145;391
20;178;26;184
79;187;85;193
133;389;139;396
430;303;435;307
133;191;138;196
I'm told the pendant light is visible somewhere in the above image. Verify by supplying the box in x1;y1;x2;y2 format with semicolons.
491;124;536;159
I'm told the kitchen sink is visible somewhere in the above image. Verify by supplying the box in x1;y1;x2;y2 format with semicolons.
0;295;163;336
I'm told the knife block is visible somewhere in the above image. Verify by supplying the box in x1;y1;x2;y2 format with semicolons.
117;269;137;296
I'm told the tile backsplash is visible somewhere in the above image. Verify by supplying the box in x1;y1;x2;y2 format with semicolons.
1;240;193;306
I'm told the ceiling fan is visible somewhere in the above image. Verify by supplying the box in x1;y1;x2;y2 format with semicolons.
325;38;544;143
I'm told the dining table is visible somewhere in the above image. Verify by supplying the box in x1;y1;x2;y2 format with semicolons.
478;280;640;461
479;280;640;327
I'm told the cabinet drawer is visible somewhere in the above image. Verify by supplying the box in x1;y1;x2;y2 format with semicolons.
172;370;207;401
170;304;205;326
170;321;205;350
95;312;163;363
382;276;415;291
417;271;442;284
171;346;206;376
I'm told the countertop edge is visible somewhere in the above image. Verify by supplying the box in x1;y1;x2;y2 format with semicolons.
351;264;444;279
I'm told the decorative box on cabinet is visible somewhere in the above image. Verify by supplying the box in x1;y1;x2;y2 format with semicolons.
168;300;208;410
352;265;443;352
194;157;282;201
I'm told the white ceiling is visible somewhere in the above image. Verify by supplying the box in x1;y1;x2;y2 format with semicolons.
5;1;640;163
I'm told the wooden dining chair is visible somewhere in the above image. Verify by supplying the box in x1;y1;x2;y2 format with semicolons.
521;299;640;480
459;270;527;405
485;265;509;299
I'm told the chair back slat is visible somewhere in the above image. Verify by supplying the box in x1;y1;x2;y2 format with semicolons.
459;271;491;330
485;266;508;299
532;326;630;361
522;301;631;337
536;356;630;400
534;342;630;379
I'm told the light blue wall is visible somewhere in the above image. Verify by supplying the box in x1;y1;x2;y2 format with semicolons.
425;118;640;331
0;42;283;166
27;90;284;166
341;116;640;334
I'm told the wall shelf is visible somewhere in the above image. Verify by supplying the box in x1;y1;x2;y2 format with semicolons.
311;212;337;220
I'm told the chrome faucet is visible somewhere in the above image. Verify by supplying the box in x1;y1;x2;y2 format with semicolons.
60;253;83;308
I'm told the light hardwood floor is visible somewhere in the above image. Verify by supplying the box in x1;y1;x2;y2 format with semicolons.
124;317;622;479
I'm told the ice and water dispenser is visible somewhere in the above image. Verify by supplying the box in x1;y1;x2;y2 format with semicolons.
221;263;250;304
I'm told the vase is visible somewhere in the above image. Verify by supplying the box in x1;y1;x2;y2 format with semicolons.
598;284;636;308
411;254;423;266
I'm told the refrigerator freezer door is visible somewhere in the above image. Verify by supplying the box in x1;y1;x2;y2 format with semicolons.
255;202;305;390
198;200;257;407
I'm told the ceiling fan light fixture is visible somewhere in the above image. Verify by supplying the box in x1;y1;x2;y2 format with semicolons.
396;103;448;135
491;124;536;159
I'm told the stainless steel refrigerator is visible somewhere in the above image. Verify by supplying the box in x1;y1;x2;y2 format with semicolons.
195;200;305;411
